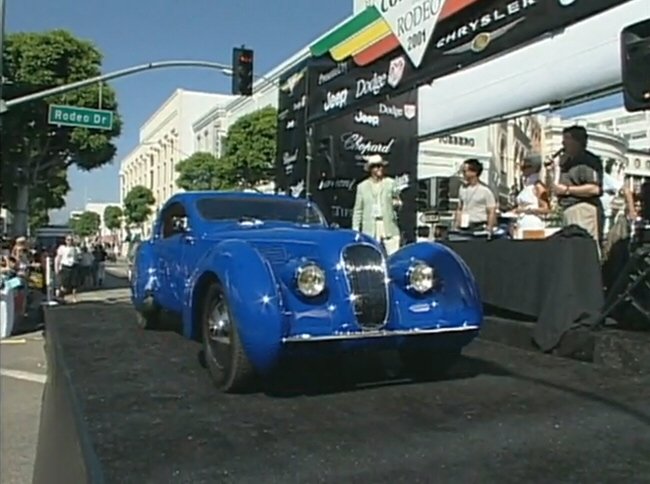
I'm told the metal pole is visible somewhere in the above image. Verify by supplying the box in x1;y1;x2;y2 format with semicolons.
1;60;233;112
0;0;6;119
43;256;58;306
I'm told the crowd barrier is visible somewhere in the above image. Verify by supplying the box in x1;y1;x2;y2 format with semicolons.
32;311;105;484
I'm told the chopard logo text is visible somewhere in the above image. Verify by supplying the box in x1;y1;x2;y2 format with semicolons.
340;132;395;155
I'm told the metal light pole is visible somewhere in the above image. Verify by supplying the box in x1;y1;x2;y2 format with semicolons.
0;0;6;120
0;60;234;112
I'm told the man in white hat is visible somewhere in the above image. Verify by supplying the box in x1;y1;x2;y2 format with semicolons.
352;154;402;255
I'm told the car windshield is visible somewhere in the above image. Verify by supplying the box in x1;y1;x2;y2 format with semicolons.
195;197;327;225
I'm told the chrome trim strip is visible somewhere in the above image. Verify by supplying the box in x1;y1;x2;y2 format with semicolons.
282;324;480;343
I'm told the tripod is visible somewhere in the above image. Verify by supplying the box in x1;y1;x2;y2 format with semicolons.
599;226;650;329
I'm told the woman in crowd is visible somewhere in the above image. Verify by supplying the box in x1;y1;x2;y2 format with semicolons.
513;154;550;234
92;244;107;287
55;235;80;304
79;246;94;288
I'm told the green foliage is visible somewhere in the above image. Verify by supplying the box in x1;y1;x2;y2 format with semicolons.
0;30;122;225
103;205;123;231
123;186;155;226
69;211;101;237
175;152;229;191
219;106;277;186
28;168;70;231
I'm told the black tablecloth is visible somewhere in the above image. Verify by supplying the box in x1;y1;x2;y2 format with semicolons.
445;236;605;351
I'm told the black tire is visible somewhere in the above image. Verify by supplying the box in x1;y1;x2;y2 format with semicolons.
201;282;255;393
399;347;461;381
136;309;159;330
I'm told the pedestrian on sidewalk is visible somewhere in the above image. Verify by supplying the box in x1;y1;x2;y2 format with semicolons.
55;236;80;304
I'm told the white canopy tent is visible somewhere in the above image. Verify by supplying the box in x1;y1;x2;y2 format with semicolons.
417;0;650;139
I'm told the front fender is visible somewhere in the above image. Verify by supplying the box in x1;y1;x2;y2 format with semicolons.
130;241;159;310
387;242;483;330
184;239;283;374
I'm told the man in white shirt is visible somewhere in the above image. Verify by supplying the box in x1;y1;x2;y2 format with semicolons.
454;159;497;234
55;236;80;303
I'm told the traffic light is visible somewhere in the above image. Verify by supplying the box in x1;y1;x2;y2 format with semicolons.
417;180;430;211
232;46;254;96
621;19;650;112
436;177;451;212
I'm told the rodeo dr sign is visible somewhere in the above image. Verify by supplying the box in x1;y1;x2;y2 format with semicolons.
377;0;446;68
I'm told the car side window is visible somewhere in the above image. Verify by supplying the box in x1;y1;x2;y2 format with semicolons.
160;202;189;239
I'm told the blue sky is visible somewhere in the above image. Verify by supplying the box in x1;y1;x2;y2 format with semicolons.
7;0;622;223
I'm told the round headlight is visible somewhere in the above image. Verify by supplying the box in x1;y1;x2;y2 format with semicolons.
408;262;435;294
296;263;326;297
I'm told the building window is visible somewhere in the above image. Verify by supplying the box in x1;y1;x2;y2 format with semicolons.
618;113;646;125
630;132;647;140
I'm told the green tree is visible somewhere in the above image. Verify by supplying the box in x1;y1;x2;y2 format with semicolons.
69;211;100;238
123;186;155;227
1;30;122;237
218;106;277;187
103;205;123;232
28;168;70;232
175;152;228;191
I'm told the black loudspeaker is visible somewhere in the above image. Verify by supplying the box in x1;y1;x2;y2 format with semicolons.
621;19;650;112
603;244;650;329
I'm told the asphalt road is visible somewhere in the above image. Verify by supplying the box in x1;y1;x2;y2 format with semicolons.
43;273;650;484
0;331;46;484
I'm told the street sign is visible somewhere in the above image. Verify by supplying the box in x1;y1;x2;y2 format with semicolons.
48;105;114;130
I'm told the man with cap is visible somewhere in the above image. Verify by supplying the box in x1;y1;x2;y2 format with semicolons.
352;154;402;255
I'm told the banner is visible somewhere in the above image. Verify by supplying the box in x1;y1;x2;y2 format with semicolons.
309;89;419;242
307;0;632;122
275;62;309;195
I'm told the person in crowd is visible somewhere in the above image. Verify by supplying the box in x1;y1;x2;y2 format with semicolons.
55;235;80;303
352;154;403;255
600;159;626;236
553;125;604;251
92;244;107;287
79;246;95;288
513;154;550;233
11;236;30;277
454;158;497;234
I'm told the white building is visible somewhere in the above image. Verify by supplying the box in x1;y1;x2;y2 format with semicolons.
119;89;235;235
575;107;650;152
84;202;120;237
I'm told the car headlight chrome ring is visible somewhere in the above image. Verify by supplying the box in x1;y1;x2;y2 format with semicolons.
408;261;436;294
296;263;326;297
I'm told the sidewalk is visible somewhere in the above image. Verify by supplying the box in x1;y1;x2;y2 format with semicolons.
0;330;46;484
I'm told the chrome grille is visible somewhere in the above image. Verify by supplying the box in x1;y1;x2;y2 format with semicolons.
343;244;388;329
256;245;289;266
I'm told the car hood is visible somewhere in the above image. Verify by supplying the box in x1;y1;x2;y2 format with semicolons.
195;222;376;267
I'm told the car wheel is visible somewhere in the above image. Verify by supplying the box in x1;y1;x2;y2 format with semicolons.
399;348;461;381
202;282;255;393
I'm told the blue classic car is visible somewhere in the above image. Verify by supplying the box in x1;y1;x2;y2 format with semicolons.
131;191;482;392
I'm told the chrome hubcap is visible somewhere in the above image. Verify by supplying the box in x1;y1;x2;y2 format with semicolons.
207;299;231;369
208;300;231;346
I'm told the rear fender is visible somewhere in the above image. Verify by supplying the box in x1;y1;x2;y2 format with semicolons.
183;239;284;374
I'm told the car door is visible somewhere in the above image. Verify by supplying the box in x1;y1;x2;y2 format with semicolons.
155;202;188;314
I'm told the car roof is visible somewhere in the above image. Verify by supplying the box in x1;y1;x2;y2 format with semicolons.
166;190;305;205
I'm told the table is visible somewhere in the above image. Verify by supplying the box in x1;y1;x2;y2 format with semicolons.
445;235;605;351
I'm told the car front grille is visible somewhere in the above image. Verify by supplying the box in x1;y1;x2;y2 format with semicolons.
342;244;388;330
